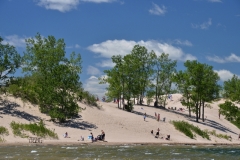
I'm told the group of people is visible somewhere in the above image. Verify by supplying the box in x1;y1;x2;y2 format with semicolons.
151;128;170;140
89;130;105;142
63;130;105;142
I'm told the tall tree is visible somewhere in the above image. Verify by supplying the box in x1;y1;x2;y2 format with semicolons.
174;60;220;122
22;33;82;122
0;37;21;87
153;53;177;107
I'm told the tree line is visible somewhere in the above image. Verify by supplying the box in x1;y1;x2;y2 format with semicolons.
1;33;240;125
100;44;240;124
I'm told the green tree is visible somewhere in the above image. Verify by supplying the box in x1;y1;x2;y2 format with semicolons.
22;33;82;122
223;75;240;103
153;53;177;107
0;37;21;87
174;60;220;122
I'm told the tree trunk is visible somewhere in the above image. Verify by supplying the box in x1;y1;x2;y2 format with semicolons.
154;77;158;107
196;102;199;122
202;102;205;122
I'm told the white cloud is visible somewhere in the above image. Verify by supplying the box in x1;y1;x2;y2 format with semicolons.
207;53;240;63
81;0;116;3
36;0;80;12
208;0;222;2
88;39;196;67
96;59;115;68
87;65;101;75
174;39;193;46
2;35;26;47
83;75;108;98
192;18;212;30
214;70;236;82
149;3;166;16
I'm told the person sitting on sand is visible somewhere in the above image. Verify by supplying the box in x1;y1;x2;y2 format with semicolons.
63;132;69;138
166;135;170;140
151;130;153;134
155;128;160;138
238;134;240;140
97;130;105;141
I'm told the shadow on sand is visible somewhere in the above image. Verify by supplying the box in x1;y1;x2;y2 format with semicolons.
0;99;41;121
132;105;238;135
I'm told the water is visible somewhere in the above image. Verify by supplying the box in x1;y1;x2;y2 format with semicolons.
0;144;240;159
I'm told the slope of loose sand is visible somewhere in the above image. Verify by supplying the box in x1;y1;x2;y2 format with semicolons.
0;94;240;145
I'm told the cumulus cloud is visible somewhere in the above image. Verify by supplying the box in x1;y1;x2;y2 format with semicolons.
2;35;26;47
208;0;222;2
214;70;237;82
36;0;80;12
83;75;108;98
149;3;166;16
87;39;196;67
87;65;101;75
81;0;116;3
206;53;240;63
192;18;212;30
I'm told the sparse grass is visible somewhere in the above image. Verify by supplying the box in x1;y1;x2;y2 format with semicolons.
172;121;210;140
0;137;5;142
10;120;58;139
206;130;231;141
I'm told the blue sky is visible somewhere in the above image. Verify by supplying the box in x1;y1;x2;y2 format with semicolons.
0;0;240;98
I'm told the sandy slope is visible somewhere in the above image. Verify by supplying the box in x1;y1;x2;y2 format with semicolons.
0;94;240;145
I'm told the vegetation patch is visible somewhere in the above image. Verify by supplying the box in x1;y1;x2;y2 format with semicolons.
206;130;231;141
0;126;9;135
10;120;58;139
0;126;9;143
172;121;210;140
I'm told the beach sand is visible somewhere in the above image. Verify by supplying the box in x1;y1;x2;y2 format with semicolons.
0;94;240;145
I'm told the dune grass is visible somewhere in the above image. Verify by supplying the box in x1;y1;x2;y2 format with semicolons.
0;126;9;142
206;130;231;141
10;120;58;139
172;121;210;140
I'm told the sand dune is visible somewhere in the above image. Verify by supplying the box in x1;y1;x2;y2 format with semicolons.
0;94;240;145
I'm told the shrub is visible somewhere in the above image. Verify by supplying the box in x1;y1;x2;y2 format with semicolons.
10;120;58;139
0;126;9;136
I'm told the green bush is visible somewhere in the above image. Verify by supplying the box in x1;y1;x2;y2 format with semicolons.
206;130;231;141
0;126;9;136
10;120;58;139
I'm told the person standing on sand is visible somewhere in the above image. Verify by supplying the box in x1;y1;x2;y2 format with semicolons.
144;113;146;121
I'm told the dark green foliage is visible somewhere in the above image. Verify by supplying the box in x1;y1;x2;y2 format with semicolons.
0;37;21;87
223;75;240;103
0;126;9;135
172;121;210;140
10;120;58;139
219;101;240;129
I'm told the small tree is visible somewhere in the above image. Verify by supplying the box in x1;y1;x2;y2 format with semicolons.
0;37;21;87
